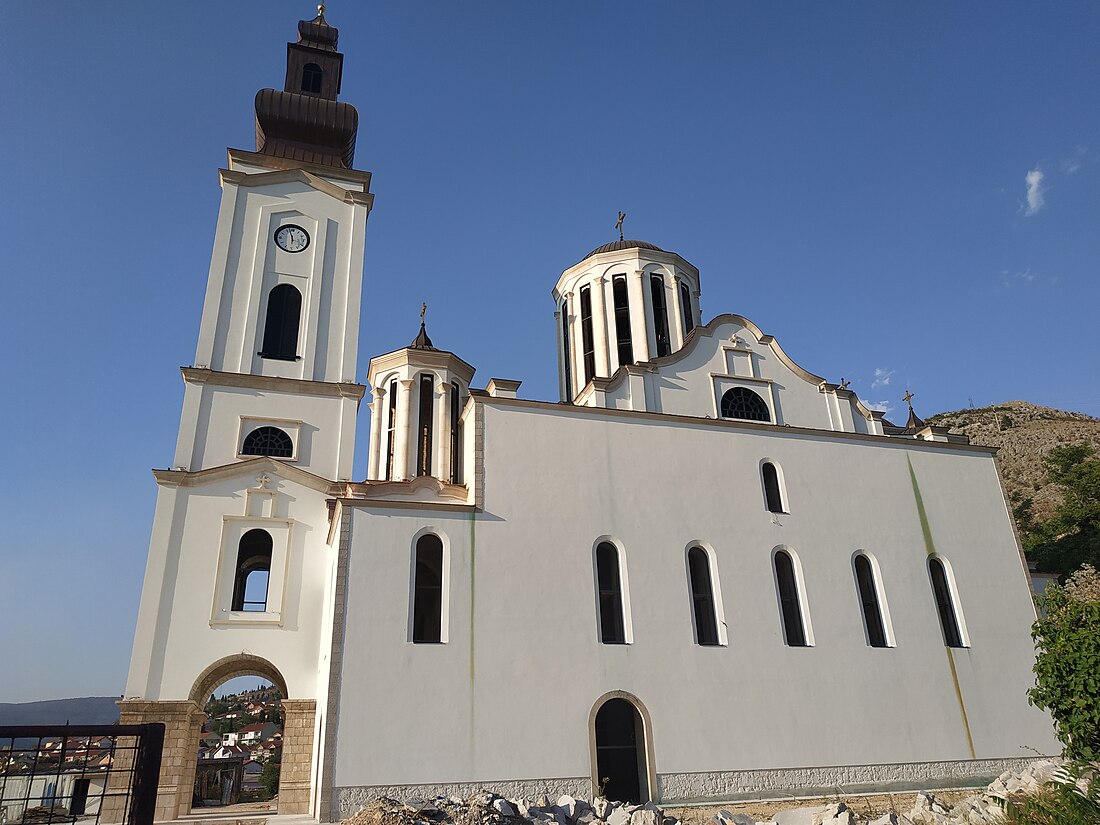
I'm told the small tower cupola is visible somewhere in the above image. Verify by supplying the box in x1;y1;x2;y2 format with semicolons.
255;5;358;167
553;233;702;403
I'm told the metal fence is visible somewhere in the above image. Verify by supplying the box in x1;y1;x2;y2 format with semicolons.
0;725;163;825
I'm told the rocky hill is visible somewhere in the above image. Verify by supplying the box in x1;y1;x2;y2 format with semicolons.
0;696;120;726
927;400;1100;522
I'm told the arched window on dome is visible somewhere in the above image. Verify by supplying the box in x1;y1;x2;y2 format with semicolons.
384;379;398;479
580;286;595;386
687;547;720;646
612;276;634;367
241;426;293;458
561;300;573;397
411;534;444;643
260;284;302;361
301;63;323;94
773;549;808;646
450;382;462;484
679;280;694;338
232;529;273;612
854;554;889;648
595;542;627;644
650;275;671;357
761;461;786;513
928;557;965;648
721;387;770;422
416;373;434;476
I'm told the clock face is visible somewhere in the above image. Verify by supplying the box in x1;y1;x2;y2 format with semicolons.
274;224;310;253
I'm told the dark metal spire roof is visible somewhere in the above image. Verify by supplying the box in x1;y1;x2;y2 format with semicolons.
410;322;436;351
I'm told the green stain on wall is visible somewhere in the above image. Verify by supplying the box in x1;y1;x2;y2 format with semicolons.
907;455;977;760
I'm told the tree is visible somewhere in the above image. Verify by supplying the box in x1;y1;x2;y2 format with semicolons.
1028;564;1100;761
260;750;281;799
1018;443;1100;578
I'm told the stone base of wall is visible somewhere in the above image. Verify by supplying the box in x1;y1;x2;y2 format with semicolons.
333;757;1041;820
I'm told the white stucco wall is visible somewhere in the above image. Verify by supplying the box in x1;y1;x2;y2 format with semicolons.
330;398;1055;796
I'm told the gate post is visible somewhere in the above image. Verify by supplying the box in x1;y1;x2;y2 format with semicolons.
278;699;317;814
129;723;165;825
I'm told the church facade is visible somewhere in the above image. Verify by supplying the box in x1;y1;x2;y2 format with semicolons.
120;11;1057;823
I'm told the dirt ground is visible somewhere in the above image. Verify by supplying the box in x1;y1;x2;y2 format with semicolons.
664;789;976;823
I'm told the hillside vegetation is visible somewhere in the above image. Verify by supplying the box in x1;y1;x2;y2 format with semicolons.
928;400;1100;523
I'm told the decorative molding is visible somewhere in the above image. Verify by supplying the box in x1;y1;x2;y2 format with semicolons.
153;455;343;494
227;147;374;187
181;367;365;401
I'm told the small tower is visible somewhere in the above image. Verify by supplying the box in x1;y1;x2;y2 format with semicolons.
365;315;475;483
552;239;702;403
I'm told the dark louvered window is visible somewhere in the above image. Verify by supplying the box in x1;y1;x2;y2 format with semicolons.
260;284;302;361
384;380;397;479
412;534;444;643
580;286;595;386
241;426;293;458
561;301;573;398
688;547;720;646
721;387;770;422
416;374;434;477
449;382;462;483
650;275;671;357
762;462;785;513
596;542;626;644
232;529;272;612
855;555;888;647
774;550;807;646
301;63;323;93
613;277;633;367
680;280;694;338
929;558;964;648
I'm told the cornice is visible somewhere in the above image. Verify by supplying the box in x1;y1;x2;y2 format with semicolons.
153;456;342;495
220;167;374;207
182;367;366;401
470;393;999;456
339;475;471;507
227;147;373;187
554;247;700;300
366;347;477;385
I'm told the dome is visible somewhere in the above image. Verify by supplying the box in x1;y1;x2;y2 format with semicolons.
581;239;665;261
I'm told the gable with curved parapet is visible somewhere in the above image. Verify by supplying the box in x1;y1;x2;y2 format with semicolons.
586;313;886;435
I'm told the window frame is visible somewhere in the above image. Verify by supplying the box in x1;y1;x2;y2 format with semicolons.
580;285;596;386
384;378;398;479
759;459;788;514
771;546;814;647
612;275;634;369
678;279;694;338
593;538;633;645
561;300;573;398
259;283;303;362
852;551;894;648
408;529;450;644
685;543;727;647
928;555;969;648
301;62;324;94
212;517;293;626
649;273;671;358
720;386;771;422
237;417;302;463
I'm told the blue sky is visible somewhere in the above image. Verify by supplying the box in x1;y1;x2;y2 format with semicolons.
1;2;1097;702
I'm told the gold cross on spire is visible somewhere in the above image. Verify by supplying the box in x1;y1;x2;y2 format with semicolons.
616;211;626;242
903;390;915;407
317;3;326;15
420;302;427;324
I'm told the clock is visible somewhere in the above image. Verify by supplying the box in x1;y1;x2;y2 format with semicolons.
274;224;310;253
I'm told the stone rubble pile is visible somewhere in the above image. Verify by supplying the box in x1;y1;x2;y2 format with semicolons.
342;760;1065;825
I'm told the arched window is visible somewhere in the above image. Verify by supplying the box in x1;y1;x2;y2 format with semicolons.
411;534;444;643
928;557;964;648
650;275;671;357
416;373;434;476
260;284;302;361
241;426;293;458
384;379;398;479
580;285;595;385
449;382;462;483
687;547;719;646
721;387;770;422
613;276;633;367
595;542;626;644
593;697;647;803
301;62;323;94
761;461;785;513
232;529;273;612
774;550;807;646
854;554;888;647
679;280;694;337
561;301;572;397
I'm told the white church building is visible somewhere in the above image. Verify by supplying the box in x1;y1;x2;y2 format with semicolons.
119;9;1058;823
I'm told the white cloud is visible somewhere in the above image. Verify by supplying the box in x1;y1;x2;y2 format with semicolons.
865;400;894;415
871;368;894;389
1061;146;1086;175
1024;168;1045;216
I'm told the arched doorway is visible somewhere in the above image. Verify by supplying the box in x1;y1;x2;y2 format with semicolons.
590;694;651;803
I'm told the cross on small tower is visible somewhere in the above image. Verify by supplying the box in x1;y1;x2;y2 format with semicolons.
839;378;850;390
616;211;626;242
420;302;427;324
903;390;915;408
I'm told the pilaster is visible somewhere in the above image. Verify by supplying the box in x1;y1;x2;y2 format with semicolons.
434;380;451;481
367;388;385;480
394;379;415;481
279;699;318;814
591;276;611;377
628;271;651;363
669;275;685;351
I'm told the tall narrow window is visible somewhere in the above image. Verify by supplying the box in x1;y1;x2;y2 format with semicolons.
650;275;671;357
260;284;302;361
721;387;770;421
301;63;323;93
679;280;694;338
612;277;634;367
929;558;964;648
596;542;626;644
774;550;807;646
449;382;462;483
762;462;785;513
687;547;719;646
416;374;435;476
561;301;573;397
384;379;397;480
854;555;888;647
412;534;444;643
232;529;273;612
580;286;595;386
